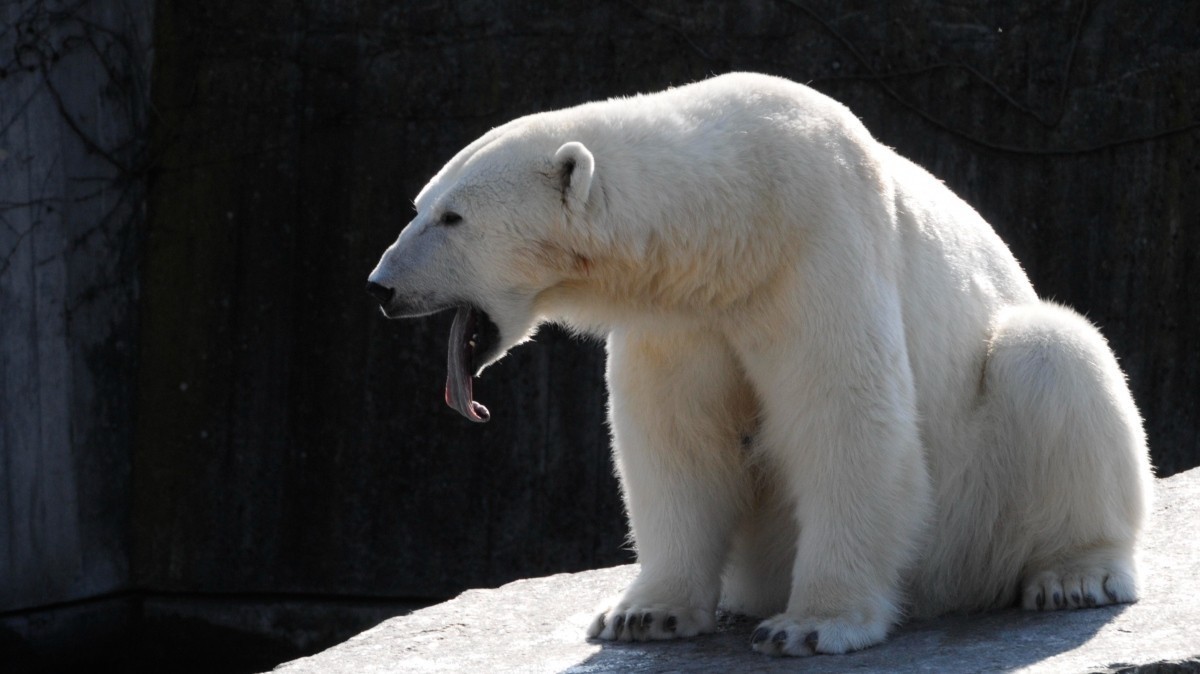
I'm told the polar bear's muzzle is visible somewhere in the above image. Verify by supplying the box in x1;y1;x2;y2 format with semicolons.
364;281;451;321
365;281;395;308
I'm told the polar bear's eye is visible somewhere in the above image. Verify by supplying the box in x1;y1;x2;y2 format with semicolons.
441;212;463;226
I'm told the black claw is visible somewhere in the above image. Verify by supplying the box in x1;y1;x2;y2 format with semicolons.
804;630;820;652
1053;591;1064;609
1036;590;1046;610
1070;591;1082;606
1084;592;1097;607
614;615;625;633
772;630;788;643
751;626;770;644
640;613;653;628
664;615;678;632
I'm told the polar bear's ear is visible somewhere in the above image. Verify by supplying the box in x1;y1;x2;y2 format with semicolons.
553;141;594;211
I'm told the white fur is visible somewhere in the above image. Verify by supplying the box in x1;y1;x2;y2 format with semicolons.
367;73;1154;656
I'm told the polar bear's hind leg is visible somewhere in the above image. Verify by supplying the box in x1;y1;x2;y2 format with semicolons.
982;302;1152;612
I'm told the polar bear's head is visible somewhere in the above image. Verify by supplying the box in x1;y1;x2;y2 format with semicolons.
366;129;596;422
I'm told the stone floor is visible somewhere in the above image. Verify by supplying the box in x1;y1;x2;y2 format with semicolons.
276;469;1200;673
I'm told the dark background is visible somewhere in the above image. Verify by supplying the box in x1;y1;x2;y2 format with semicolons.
1;1;1197;672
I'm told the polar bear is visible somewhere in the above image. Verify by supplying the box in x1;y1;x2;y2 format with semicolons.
365;73;1153;656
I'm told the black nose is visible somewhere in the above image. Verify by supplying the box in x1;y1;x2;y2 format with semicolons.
365;281;394;305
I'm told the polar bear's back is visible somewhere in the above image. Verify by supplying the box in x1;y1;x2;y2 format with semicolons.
586;72;857;130
576;74;1041;428
552;72;873;185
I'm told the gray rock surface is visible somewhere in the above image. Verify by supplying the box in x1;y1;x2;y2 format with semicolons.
276;468;1200;673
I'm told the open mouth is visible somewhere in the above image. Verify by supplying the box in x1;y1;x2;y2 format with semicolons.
445;306;500;422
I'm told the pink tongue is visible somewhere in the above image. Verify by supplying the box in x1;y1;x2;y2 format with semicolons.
445;306;490;423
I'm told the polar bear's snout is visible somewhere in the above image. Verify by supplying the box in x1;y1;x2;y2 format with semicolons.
364;281;394;306
364;279;421;319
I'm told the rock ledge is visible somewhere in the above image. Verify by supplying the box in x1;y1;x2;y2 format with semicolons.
277;469;1200;673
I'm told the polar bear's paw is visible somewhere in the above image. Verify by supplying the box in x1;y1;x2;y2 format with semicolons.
750;613;888;657
1021;565;1137;611
586;604;715;642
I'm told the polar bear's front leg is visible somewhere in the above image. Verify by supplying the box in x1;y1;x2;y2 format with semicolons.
736;298;932;657
588;328;755;642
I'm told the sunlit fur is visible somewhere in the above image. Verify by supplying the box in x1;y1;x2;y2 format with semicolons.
367;73;1153;656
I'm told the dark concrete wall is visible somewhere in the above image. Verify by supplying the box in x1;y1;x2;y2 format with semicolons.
2;1;1198;660
0;0;150;611
136;0;1200;605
